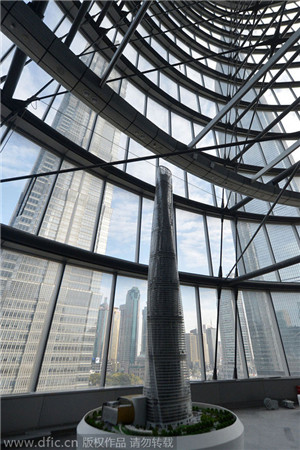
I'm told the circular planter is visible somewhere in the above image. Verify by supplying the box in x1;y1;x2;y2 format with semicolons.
77;402;244;449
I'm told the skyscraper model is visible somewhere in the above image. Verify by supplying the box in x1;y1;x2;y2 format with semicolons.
143;166;192;427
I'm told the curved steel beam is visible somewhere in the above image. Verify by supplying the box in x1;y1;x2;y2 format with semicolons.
1;1;300;206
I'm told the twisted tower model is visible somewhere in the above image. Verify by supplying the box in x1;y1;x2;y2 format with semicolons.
143;166;192;427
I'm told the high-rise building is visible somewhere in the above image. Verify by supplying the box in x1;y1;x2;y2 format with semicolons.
108;307;121;373
185;329;201;378
144;167;192;427
205;326;217;373
92;300;109;370
117;287;140;372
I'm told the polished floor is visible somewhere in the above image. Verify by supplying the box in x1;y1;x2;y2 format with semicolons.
232;406;300;450
2;406;300;449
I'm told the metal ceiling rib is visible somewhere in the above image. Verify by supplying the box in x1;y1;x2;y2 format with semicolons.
2;93;300;224
1;1;300;206
2;224;299;291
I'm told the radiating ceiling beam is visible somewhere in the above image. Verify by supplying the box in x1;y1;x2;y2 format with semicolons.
187;27;300;149
2;1;300;206
252;139;300;181
64;1;91;48
228;254;300;286
99;0;152;87
2;1;48;98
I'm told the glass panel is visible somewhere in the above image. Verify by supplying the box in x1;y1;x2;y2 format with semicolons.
95;185;139;261
271;292;300;376
126;140;156;184
69;32;89;57
122;44;138;66
1;136;60;233
181;285;202;380
89;116;125;161
138;55;157;84
237;222;275;281
199;288;217;380
180;86;199;112
0;251;61;394
200;96;217;118
121;82;145;114
171;112;192;144
176;209;209;275
43;1;65;31
146;97;169;133
37;267;113;391
46;92;97;149
1;133;54;226
139;198;154;265
239;290;288;377
218;290;247;379
160;73;178;99
186;65;201;83
106;276;147;386
266;224;300;282
39;163;103;250
222;219;236;277
187;173;215;205
206;217;235;277
151;38;167;60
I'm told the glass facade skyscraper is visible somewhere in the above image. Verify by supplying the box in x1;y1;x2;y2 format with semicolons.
1;0;300;399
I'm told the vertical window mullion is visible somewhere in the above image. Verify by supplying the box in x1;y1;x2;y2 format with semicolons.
30;263;66;392
91;179;107;252
196;287;206;381
135;195;143;263
101;273;118;387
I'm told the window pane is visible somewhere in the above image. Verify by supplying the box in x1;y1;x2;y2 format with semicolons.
160;73;178;99
126;140;156;184
1;251;61;394
176;209;209;275
199;288;217;380
171;112;192;144
271;292;300;376
106;276;147;386
266;224;300;282
181;285;203;380
139;198;154;265
0;133;54;226
218;290;247;379
180;86;199;112
238;290;288;377
37;267;113;391
2;136;60;233
48;93;97;149
187;173;215;205
147;97;169;133
121;82;145;114
237;222;275;281
95;185;139;261
39;163;103;250
89;117;125;162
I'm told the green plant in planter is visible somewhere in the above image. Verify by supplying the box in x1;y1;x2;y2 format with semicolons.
85;406;236;436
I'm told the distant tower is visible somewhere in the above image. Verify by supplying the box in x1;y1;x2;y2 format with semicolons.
108;307;121;372
143;166;192;427
92;300;109;366
117;287;140;371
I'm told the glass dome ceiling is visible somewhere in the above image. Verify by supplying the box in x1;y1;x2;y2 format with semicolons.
1;0;299;394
